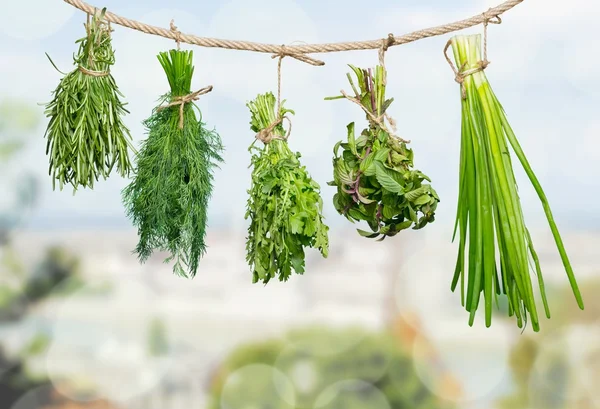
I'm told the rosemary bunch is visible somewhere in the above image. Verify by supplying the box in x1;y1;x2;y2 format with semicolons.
245;92;329;284
122;49;224;278
43;9;133;191
449;34;584;331
326;65;439;240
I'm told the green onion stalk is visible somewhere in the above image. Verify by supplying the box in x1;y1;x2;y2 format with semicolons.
245;92;329;284
43;9;134;191
449;34;584;331
122;49;224;278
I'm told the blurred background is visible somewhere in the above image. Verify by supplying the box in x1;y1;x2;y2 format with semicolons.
0;0;599;408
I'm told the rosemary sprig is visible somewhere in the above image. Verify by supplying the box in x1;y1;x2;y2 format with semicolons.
43;9;134;192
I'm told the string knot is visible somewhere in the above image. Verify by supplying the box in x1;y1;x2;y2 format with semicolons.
157;85;213;129
78;65;110;77
270;44;325;66
383;33;395;51
255;116;292;144
482;9;502;26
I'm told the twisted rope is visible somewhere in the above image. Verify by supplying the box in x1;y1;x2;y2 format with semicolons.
63;0;524;61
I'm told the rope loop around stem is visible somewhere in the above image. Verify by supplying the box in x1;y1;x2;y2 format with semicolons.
170;19;182;50
156;85;213;129
444;9;500;99
378;33;395;85
255;115;292;144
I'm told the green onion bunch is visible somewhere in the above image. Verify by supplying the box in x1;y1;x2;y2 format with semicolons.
449;34;584;331
245;92;329;284
327;65;439;240
43;9;134;191
122;49;224;278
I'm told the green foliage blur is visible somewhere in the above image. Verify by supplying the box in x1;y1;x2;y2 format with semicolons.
207;327;454;409
497;278;600;409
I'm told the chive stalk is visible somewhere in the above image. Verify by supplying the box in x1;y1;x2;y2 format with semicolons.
449;34;584;331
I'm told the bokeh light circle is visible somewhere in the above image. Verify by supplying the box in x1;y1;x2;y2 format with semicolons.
313;380;391;409
412;322;511;404
220;364;296;409
529;325;600;408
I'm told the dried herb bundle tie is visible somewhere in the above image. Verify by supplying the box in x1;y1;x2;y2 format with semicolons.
156;85;213;129
43;8;134;191
122;49;224;278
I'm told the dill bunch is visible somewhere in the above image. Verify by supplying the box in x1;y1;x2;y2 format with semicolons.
245;92;329;284
122;49;224;278
43;9;134;191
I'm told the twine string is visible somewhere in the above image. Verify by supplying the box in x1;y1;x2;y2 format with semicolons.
378;33;394;86
78;65;110;77
256;44;321;144
80;9;110;77
339;90;409;144
444;9;501;99
157;85;214;129
255;116;292;144
170;19;182;50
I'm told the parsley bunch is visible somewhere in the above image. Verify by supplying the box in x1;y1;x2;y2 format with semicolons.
245;92;329;284
122;49;224;278
43;9;134;191
327;65;439;240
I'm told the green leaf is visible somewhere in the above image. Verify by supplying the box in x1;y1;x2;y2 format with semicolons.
347;122;357;156
359;151;375;174
396;220;413;231
357;229;379;238
405;186;429;202
373;147;391;163
414;194;432;206
375;162;404;194
382;205;398;219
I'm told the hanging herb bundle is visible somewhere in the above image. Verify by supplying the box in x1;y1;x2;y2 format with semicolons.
43;9;134;191
122;49;223;278
448;34;584;331
326;65;439;240
245;92;329;284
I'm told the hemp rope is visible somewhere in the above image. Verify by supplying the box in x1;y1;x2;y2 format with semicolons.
156;85;214;129
444;10;502;99
63;0;523;59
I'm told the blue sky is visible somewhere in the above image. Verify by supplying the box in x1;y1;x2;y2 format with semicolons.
0;0;599;232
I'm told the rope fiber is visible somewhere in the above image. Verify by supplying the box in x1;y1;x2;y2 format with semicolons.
63;0;524;61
